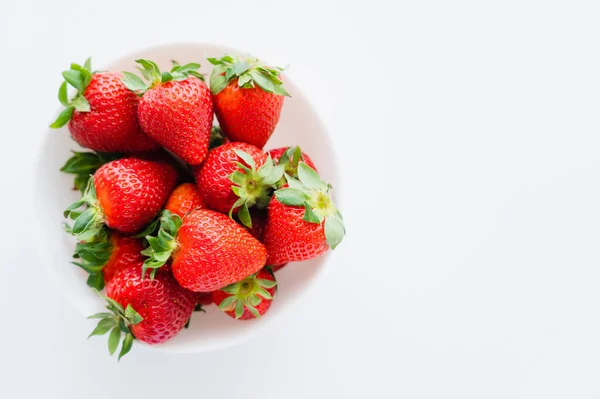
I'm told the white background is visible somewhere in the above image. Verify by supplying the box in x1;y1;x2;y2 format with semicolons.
2;0;600;397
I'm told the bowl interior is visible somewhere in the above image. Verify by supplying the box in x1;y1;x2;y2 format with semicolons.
36;43;339;353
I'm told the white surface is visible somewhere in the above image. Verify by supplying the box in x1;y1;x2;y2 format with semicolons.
2;0;600;398
38;42;340;353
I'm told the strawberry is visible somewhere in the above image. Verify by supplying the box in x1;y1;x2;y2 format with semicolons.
262;163;345;264
212;268;277;320
237;210;267;241
60;151;121;193
208;55;290;148
73;232;145;290
64;157;177;240
50;59;158;153
194;142;283;227
122;60;213;165
268;146;318;178
88;263;196;359
165;183;206;218
142;209;267;292
195;292;213;306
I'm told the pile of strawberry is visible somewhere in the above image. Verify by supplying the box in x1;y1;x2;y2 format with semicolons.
51;55;345;359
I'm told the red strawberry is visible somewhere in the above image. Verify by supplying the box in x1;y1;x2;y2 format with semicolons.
73;232;145;290
65;157;177;240
212;268;277;320
263;163;345;264
165;183;206;218
50;59;158;153
122;60;213;165
240;210;267;241
268;146;318;177
142;209;267;292
195;142;283;227
89;263;196;359
195;292;213;306
208;55;289;148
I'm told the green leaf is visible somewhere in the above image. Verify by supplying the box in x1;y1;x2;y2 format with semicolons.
50;106;74;128
256;287;273;300
218;296;237;310
284;173;305;190
249;70;275;93
135;59;161;82
256;279;277;289
238;203;252;228
206;57;223;66
238;73;252;87
118;333;134;361
71;63;93;89
121;71;147;93
234;150;256;169
233;61;251;76
71;95;90;112
88;318;116;338
60;152;103;174
86;273;105;290
176;62;201;73
324;215;345;250
262;164;285;186
272;82;291;97
88;312;112;319
125;304;143;325
161;71;173;83
62;70;85;91
229;170;246;186
72;208;98;235
246;303;261;318
83;57;92;71
234;300;245;319
58;81;69;106
297;162;325;190
303;201;323;224
210;65;229;94
108;326;121;355
133;216;160;238
274;188;308;206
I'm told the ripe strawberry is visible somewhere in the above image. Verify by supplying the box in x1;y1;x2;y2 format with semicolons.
212;268;277;320
88;263;196;359
165;183;206;218
263;163;345;264
122;60;213;165
268;146;318;178
60;151;121;193
142;209;267;292
208;55;290;148
50;59;158;153
64;157;177;240
73;232;145;290
195;142;283;227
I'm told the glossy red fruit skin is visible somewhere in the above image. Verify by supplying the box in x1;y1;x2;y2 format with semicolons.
263;196;329;264
195;142;266;214
213;81;284;148
172;209;267;292
69;72;159;153
106;264;196;345
195;292;213;306
267;147;318;172
165;183;206;218
102;234;145;283
94;158;177;233
138;77;213;166
212;269;276;320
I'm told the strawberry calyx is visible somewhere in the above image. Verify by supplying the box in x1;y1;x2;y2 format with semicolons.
207;54;290;97
88;289;143;361
64;177;106;243
141;210;182;279
72;234;114;291
60;151;121;193
121;59;204;96
50;58;94;128
217;272;277;319
229;150;284;228
274;163;346;249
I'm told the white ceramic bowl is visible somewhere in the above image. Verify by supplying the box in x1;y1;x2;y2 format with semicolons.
36;43;340;353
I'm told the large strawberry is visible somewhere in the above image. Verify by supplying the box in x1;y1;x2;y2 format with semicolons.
164;183;206;218
212;268;277;320
263;163;345;264
50;59;158;153
64;157;177;240
194;142;283;227
142;209;267;292
73;232;145;290
122;60;213;165
88;263;196;359
208;55;289;148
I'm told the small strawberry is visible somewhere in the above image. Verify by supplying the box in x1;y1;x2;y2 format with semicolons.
73;232;145;290
208;55;290;148
64;157;177;240
142;209;267;292
50;59;159;153
194;142;283;227
60;151;121;193
268;146;318;179
165;183;206;218
263;163;345;264
212;268;277;320
122;60;213;165
88;263;196;359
